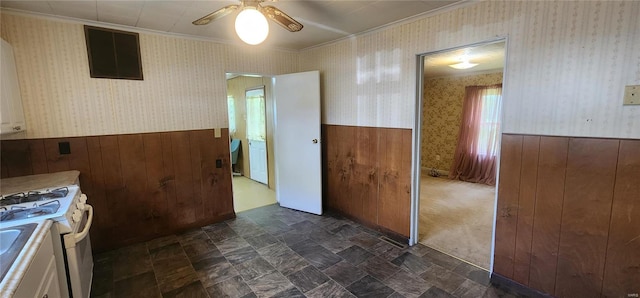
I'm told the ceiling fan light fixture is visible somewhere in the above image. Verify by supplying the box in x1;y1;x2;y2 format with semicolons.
448;60;479;69
235;7;269;45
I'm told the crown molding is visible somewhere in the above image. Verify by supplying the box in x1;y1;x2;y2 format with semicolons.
299;0;478;52
0;8;299;53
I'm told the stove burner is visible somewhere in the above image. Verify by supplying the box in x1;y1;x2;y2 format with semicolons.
0;200;61;222
0;187;69;207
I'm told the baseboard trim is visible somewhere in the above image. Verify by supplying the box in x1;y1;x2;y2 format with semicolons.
93;212;236;253
490;273;553;297
325;207;410;245
421;166;450;177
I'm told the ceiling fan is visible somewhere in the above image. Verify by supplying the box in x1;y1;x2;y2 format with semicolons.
192;0;303;45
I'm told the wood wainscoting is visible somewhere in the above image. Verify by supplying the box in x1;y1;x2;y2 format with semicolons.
494;134;640;297
1;129;234;252
322;124;412;238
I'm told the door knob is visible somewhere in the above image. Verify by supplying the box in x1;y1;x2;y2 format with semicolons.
312;139;318;144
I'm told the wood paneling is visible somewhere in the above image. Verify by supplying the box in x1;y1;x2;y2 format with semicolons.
323;125;341;213
141;133;167;234
27;139;48;175
602;139;640;297
1;157;7;178
43;138;71;173
335;125;356;216
85;137;108;250
512;136;540;285
117;134;151;242
324;125;354;218
1;140;32;177
67;138;92;194
528;137;569;294
191;129;233;219
494;134;639;297
0;129;234;252
160;132;179;226
341;126;360;219
377;128;411;237
555;139;618;297
171;131;197;225
494;134;523;278
322;124;411;238
208;130;233;218
356;127;379;225
188;131;205;223
99;135;126;245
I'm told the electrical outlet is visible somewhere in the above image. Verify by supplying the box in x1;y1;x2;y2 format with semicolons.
435;154;441;161
624;85;640;105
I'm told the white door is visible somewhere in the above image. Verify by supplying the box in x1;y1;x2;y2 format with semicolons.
248;140;268;184
246;87;268;184
273;71;322;215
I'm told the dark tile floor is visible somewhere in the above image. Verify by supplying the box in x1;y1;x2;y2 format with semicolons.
91;204;529;298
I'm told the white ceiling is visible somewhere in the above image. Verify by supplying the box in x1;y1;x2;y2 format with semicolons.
424;41;505;78
0;0;464;50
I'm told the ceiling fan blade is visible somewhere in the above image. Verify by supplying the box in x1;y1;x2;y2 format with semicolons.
192;4;239;25
261;5;303;32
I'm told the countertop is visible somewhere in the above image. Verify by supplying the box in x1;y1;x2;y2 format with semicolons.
0;170;80;195
0;220;53;298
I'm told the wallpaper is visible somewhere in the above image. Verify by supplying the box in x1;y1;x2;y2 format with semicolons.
421;72;504;172
0;13;298;139
299;1;640;139
2;1;640;140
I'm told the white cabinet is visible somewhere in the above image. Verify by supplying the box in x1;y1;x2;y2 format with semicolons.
0;38;26;135
14;230;62;298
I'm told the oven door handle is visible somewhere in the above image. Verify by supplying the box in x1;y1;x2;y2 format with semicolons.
74;204;93;242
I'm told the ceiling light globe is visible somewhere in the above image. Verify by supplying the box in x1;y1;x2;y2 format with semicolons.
448;61;479;70
235;8;269;45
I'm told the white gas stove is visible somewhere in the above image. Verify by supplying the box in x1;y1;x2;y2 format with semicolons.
0;184;93;298
0;185;86;233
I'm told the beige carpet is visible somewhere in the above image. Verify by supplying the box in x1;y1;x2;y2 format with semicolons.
233;176;277;213
419;175;496;270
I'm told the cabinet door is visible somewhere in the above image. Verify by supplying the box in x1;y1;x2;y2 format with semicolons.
39;257;62;298
0;38;26;134
14;232;61;298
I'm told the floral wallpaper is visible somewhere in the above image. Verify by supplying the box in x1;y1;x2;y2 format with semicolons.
421;72;504;172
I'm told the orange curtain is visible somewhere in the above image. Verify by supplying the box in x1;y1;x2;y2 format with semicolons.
449;84;502;186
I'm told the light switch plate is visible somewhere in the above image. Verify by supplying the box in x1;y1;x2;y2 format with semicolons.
624;85;640;105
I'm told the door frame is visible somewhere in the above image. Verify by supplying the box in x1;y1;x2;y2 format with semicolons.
410;37;510;274
225;72;276;192
245;85;269;185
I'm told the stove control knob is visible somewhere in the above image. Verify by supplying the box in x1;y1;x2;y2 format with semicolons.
80;194;88;204
72;209;82;222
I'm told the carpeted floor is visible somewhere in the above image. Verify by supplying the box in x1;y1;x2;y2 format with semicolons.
418;175;496;270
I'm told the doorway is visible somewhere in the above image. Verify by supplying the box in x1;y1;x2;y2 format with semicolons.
246;87;268;185
226;71;322;215
226;74;276;212
413;40;506;270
